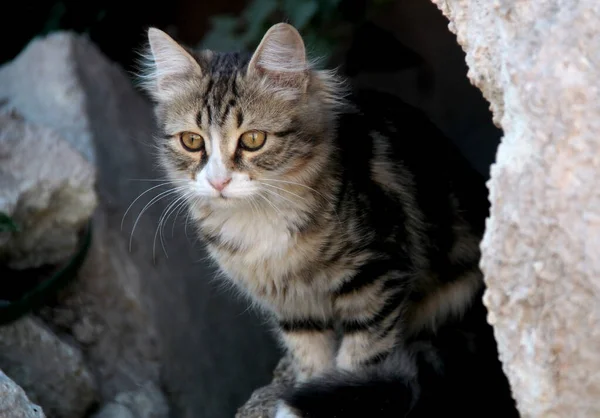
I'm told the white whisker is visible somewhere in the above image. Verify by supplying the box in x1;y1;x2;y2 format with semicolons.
262;177;341;226
171;197;190;238
258;182;307;201
257;192;284;217
125;178;189;182
121;182;175;230
261;178;330;200
129;186;188;252
163;191;193;241
246;195;260;218
261;187;302;208
154;192;192;260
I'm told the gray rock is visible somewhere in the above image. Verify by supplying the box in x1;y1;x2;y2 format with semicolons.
433;0;600;415
236;356;295;418
3;29;279;418
0;31;166;416
0;32;95;163
112;382;169;418
93;403;134;418
0;369;45;418
0;317;98;418
39;209;163;405
0;112;97;269
93;382;168;418
66;31;280;417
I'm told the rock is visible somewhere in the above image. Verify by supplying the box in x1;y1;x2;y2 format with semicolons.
39;208;163;405
0;32;96;163
112;382;169;418
1;31;166;417
93;382;169;418
67;30;280;418
93;403;134;418
0;112;97;269
0;316;98;418
430;0;600;416
2;29;279;418
0;369;45;418
236;356;295;418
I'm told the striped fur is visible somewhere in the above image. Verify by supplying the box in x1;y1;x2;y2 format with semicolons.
140;23;516;417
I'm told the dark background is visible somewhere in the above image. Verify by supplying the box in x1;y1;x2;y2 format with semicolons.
1;0;502;176
1;1;502;417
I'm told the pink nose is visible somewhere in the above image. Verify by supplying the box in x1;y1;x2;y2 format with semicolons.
208;177;232;192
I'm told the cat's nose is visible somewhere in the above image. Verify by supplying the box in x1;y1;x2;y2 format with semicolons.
208;177;232;192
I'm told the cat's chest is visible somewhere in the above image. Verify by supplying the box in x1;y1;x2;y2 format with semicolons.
199;210;333;314
201;211;298;279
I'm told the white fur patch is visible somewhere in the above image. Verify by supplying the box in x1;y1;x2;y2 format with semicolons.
274;402;301;418
194;128;258;199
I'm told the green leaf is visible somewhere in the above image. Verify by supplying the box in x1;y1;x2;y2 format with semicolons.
242;0;278;46
242;0;278;22
302;31;334;67
0;213;18;233
40;1;67;35
200;15;245;51
282;0;318;29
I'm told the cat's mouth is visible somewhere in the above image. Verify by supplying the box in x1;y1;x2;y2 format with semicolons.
207;192;239;206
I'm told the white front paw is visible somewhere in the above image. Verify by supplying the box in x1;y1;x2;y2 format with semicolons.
274;401;301;418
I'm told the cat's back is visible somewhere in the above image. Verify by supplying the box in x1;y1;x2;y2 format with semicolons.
335;88;489;235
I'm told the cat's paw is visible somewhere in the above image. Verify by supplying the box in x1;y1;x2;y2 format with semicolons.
274;401;302;418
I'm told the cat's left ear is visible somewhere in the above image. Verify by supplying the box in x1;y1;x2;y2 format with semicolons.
142;27;202;100
247;23;309;93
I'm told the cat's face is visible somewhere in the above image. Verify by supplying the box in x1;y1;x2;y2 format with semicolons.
141;23;341;209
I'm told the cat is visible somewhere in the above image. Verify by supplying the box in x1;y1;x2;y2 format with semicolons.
139;22;518;417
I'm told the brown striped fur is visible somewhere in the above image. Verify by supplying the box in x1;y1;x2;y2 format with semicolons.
139;23;502;417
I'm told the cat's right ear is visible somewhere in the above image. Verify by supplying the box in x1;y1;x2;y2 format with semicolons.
140;28;202;101
247;23;309;95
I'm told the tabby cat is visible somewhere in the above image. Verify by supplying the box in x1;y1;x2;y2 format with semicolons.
140;23;518;417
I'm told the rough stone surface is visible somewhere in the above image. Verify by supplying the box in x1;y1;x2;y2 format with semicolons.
68;32;280;418
0;369;46;418
431;0;600;416
0;30;279;418
0;112;97;269
0;32;96;163
236;356;294;418
93;403;134;418
39;208;165;412
0;317;98;418
92;383;169;418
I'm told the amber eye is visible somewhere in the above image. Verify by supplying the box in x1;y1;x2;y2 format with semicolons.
179;132;204;152
239;130;267;151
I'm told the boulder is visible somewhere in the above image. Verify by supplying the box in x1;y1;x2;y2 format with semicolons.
236;356;295;418
1;28;279;418
0;369;46;418
0;317;98;418
0;32;95;163
39;208;164;408
0;112;97;270
431;0;600;416
93;383;169;418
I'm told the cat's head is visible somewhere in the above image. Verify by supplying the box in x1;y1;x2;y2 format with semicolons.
139;23;345;209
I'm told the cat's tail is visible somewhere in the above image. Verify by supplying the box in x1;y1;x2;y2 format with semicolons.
275;369;420;418
274;343;518;418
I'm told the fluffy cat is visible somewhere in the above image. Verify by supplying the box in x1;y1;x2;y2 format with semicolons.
139;23;518;417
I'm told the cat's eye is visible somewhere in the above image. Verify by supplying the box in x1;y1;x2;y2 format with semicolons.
239;130;267;151
180;132;204;152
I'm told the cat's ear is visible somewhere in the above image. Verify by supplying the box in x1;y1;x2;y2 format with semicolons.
142;28;202;99
247;23;308;92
